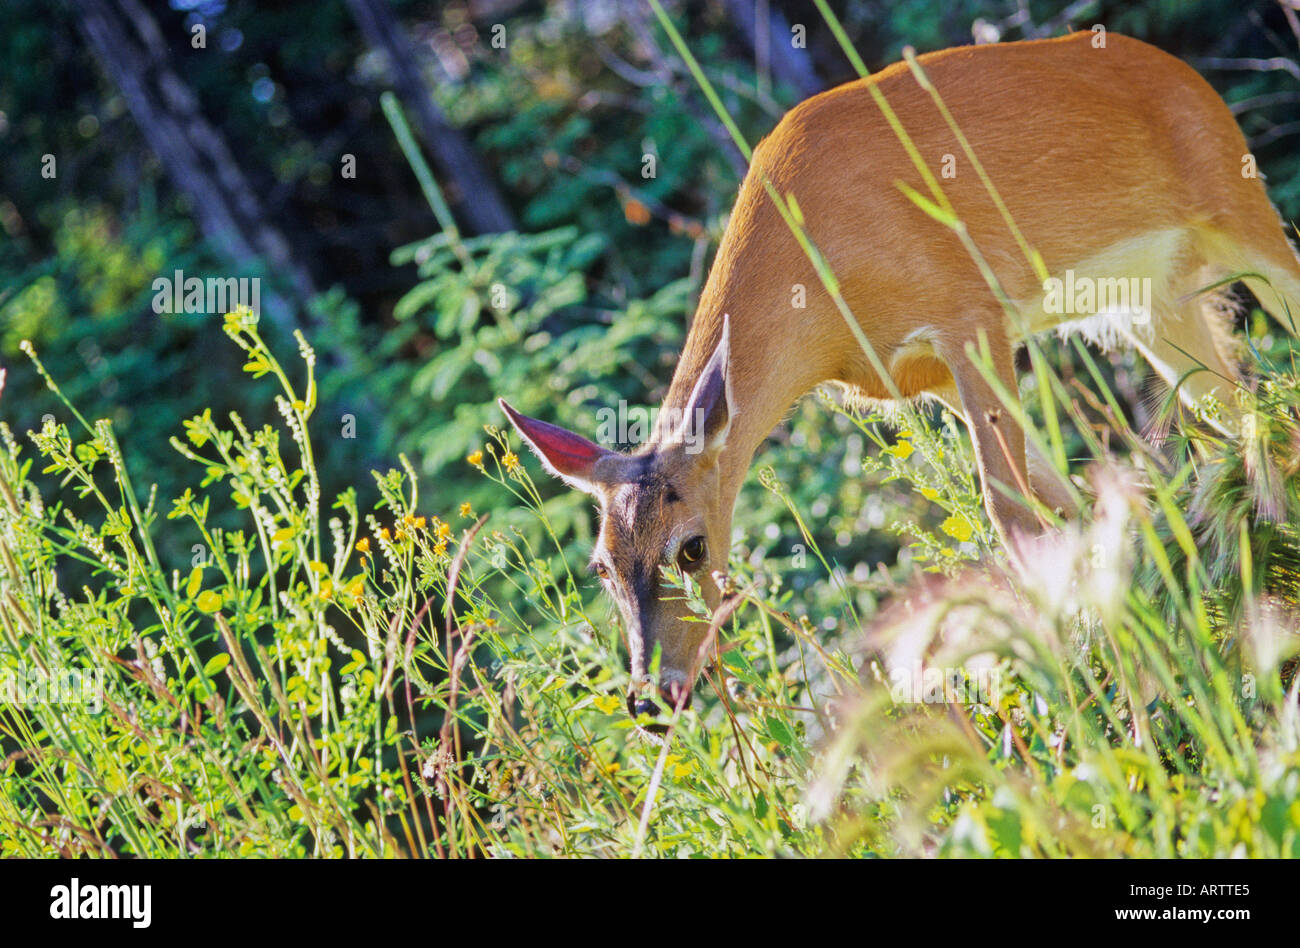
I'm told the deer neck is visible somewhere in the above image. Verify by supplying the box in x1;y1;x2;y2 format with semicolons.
658;306;826;514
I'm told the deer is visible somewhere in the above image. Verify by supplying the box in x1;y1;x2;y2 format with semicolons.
498;31;1300;724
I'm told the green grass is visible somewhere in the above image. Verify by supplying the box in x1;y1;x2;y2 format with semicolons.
2;298;1299;857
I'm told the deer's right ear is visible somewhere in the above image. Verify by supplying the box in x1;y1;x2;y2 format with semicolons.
498;399;612;494
676;313;733;457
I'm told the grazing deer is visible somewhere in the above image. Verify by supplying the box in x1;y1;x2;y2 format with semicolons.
500;32;1300;721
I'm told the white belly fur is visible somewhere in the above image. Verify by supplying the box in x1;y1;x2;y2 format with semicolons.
1014;227;1189;351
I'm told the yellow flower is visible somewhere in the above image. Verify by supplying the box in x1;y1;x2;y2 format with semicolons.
413;516;426;530
355;537;370;554
941;514;974;542
433;539;448;556
346;578;364;601
467;450;484;467
395;529;407;541
378;527;391;541
402;513;415;526
318;578;334;600
436;520;451;541
502;450;519;471
459;502;473;518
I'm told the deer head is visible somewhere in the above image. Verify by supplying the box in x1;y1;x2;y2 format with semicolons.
499;317;734;723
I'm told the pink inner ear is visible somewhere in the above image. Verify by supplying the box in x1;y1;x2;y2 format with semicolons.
499;400;607;481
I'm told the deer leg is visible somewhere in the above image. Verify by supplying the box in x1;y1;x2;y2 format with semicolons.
940;329;1042;543
932;384;1077;523
1025;436;1078;519
1134;292;1243;439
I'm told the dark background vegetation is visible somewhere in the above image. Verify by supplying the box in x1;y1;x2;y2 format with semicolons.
3;0;1299;622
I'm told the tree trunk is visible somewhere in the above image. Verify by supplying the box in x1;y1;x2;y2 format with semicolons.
76;0;389;472
76;0;319;338
723;0;823;100
344;0;516;235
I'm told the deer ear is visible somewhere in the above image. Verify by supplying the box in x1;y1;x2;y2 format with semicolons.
677;313;733;456
498;399;613;493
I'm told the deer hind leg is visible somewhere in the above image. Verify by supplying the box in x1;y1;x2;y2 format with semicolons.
1133;279;1243;438
937;326;1046;543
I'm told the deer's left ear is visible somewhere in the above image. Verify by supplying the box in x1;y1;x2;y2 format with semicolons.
677;313;733;457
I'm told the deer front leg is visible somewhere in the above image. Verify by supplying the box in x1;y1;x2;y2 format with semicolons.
1025;436;1078;519
941;330;1043;543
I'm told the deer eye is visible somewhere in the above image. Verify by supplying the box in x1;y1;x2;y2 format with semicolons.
592;561;610;581
678;535;706;570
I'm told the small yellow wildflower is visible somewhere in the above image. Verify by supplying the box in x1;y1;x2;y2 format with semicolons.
402;513;415;526
890;439;914;461
378;527;391;541
346;578;364;601
467;450;484;467
941;514;974;543
436;520;451;541
318;578;334;600
413;516;426;530
355;537;370;554
502;450;519;471
395;528;407;541
459;502;473;518
433;539;448;557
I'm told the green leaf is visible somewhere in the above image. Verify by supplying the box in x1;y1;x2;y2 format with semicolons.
894;179;959;228
765;714;795;749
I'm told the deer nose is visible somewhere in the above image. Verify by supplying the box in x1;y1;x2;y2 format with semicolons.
626;680;692;722
627;693;661;719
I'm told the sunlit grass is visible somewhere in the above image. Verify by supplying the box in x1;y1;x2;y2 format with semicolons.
2;302;1298;857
